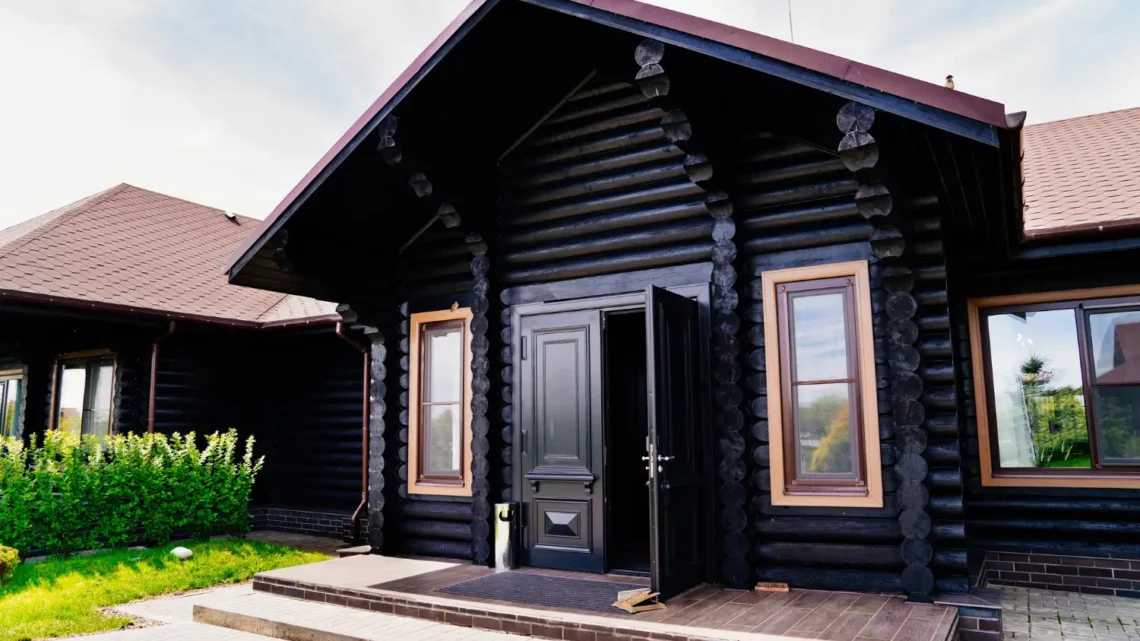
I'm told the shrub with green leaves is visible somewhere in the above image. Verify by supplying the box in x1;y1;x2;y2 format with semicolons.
0;429;263;556
0;545;17;584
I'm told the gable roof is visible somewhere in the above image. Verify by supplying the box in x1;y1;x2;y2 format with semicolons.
0;184;338;327
224;0;1012;280
1022;107;1140;240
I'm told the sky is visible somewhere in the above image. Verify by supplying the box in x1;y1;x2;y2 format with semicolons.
1;0;1138;229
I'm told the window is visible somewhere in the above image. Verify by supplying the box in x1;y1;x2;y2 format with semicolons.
408;307;474;496
0;367;24;438
763;261;883;507
969;285;1140;488
53;352;116;438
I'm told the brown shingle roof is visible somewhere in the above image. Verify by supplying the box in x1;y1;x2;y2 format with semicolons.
0;184;337;326
1023;107;1140;238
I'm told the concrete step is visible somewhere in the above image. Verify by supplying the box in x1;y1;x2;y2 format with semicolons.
191;585;520;641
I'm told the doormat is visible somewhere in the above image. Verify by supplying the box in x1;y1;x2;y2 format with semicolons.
437;572;647;615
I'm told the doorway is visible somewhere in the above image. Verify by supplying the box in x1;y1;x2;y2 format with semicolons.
604;310;650;575
512;285;709;598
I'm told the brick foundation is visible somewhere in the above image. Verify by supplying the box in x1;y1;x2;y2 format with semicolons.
982;550;1140;597
250;505;367;540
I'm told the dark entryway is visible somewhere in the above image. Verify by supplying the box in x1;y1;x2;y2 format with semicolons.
604;310;650;575
513;285;709;598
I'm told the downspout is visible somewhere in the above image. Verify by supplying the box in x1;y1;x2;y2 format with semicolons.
147;321;176;434
336;322;370;542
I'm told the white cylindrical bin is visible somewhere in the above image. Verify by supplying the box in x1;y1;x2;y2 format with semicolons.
494;502;518;572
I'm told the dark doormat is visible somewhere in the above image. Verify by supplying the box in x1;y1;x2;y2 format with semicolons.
438;572;646;615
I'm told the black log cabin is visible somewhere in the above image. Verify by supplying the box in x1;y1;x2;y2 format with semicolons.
224;0;1140;602
0;184;368;539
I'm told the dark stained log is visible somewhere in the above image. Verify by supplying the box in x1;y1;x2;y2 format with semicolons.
524;107;666;150
912;239;944;257
900;538;933;566
930;495;964;516
738;179;857;211
755;542;903;570
888;319;920;346
739;158;849;186
740;201;859;230
754;517;901;542
365;328;388;552
375;114;401;165
920;362;955;383
926;441;960;464
899;508;932;540
749;242;871;274
919;337;953;358
510;179;704;227
838;132;879;172
502;242;713;284
403;500;474;522
755;568;902;593
915;289;948;307
885;293;918;320
744;222;873;253
505;160;687;209
914;265;946;281
927;468;962;489
893;399;925;427
901;564;934;600
891;372;924;400
968;497;1140;513
503;198;707;246
932;549;967;570
515;126;666;169
970;518;1140;535
870;225;905;259
925;414;959;438
856;183;894;219
916;313;950;333
937;577;970;594
400;520;474;542
933;522;966;541
754;493;899;518
402;538;473;560
467;234;492;566
502;219;713;265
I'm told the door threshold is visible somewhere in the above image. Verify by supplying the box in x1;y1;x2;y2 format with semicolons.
608;568;650;578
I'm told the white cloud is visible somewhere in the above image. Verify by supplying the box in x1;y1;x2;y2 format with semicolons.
0;0;1136;229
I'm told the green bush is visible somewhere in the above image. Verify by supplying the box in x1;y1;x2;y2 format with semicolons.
0;544;17;584
0;429;263;556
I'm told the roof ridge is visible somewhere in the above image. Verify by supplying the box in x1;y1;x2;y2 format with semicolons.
1027;105;1140;129
0;183;130;260
113;183;263;225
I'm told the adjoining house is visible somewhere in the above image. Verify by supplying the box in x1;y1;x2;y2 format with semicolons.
212;0;1140;612
0;183;367;540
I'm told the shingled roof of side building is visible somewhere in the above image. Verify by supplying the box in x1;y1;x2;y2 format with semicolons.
1022;106;1140;241
0;183;338;327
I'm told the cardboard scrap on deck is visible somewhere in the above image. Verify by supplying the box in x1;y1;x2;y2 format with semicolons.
754;582;789;592
612;587;666;613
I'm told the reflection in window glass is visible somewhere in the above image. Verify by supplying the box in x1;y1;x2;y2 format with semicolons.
986;310;1090;469
1089;310;1140;383
792;292;848;381
0;375;22;437
795;383;854;475
419;321;464;481
1095;387;1140;463
56;357;115;438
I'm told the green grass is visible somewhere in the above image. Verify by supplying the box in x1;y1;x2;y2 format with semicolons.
1044;455;1092;468
0;539;328;641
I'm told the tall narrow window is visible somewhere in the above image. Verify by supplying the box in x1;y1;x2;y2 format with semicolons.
408;307;474;496
763;262;882;507
54;353;115;438
0;368;24;438
969;286;1140;487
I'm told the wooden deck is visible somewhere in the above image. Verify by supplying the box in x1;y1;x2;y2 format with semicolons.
251;555;959;641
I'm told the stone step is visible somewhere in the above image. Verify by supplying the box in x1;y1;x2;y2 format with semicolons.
191;585;519;641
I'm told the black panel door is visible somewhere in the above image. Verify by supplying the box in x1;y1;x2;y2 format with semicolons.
519;310;605;572
645;286;704;598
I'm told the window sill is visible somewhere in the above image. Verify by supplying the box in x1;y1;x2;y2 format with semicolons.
982;472;1140;489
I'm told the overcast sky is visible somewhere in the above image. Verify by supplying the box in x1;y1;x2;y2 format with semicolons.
1;0;1137;229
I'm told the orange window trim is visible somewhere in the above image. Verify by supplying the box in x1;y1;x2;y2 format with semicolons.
762;261;883;508
407;307;475;497
968;284;1140;489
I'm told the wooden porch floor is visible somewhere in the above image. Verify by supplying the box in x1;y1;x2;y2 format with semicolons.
252;555;958;641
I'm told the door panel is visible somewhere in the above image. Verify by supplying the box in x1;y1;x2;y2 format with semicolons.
646;286;705;597
519;310;604;572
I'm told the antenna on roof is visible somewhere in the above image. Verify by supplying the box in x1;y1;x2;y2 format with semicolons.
787;0;795;43
224;211;240;224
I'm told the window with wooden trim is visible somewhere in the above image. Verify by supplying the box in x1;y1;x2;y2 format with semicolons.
0;367;24;438
763;261;883;507
408;307;474;497
53;352;116;438
968;286;1140;488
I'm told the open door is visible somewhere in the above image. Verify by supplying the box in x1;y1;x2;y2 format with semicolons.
645;286;704;598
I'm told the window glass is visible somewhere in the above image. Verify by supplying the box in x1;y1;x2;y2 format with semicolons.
1;377;22;437
795;382;855;475
1094;387;1140;464
57;362;88;437
986;310;1091;469
426;405;461;475
1089;310;1140;384
88;362;114;436
426;326;462;402
792;291;848;381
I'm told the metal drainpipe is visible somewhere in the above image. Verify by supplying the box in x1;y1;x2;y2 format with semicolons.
336;322;370;543
147;321;176;434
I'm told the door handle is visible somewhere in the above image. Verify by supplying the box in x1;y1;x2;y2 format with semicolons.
657;455;674;462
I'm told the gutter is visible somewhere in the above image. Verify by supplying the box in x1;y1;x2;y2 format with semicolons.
147;321;176;434
335;321;370;543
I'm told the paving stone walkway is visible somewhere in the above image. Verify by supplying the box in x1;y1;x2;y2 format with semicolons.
1002;585;1140;640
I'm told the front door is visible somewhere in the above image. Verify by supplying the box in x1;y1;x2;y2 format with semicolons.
518;309;605;572
645;286;705;598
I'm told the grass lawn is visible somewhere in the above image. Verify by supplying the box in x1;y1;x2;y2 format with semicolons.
1044;455;1092;468
0;539;327;641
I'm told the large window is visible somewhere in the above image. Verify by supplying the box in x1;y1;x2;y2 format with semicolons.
53;352;116;438
408;307;473;497
969;286;1140;487
762;262;883;507
0;368;24;438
